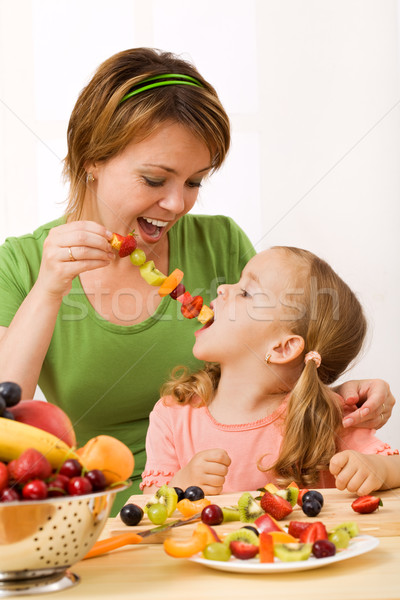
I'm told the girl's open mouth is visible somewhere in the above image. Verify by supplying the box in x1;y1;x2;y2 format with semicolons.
195;316;214;337
137;217;168;242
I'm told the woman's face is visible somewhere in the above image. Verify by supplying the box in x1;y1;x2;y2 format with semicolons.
87;121;211;246
193;249;297;366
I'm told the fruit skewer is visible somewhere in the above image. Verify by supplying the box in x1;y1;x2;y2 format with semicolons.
109;231;214;325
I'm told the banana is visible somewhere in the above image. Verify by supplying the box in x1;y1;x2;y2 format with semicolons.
0;418;80;468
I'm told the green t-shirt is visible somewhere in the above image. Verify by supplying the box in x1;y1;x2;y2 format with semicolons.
0;214;255;513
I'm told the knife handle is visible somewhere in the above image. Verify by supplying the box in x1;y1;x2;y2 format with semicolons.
84;532;143;559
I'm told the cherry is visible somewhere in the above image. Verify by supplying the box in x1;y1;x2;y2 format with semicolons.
59;459;83;478
22;479;48;500
85;469;107;491
47;474;70;497
312;539;336;558
68;476;93;496
0;487;20;502
201;504;223;526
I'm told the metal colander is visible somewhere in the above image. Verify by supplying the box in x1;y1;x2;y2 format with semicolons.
0;485;128;593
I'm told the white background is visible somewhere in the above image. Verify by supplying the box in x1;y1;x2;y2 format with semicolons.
0;0;399;449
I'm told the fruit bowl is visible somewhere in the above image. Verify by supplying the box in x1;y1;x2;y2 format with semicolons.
0;484;129;596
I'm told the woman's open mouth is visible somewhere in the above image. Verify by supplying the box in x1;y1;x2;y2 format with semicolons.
137;216;169;242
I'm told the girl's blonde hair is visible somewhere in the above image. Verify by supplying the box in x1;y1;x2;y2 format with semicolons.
63;48;230;221
162;247;367;487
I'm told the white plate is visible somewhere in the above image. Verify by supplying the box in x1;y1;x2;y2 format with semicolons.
189;535;379;573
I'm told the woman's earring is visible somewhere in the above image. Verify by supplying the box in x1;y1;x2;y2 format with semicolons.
264;353;271;364
87;172;95;183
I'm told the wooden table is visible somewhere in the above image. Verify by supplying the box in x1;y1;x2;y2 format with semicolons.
12;489;400;599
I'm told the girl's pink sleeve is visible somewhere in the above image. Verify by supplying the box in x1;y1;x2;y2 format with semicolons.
337;427;399;455
140;399;181;490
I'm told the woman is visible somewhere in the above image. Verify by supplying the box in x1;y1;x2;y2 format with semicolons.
0;48;394;513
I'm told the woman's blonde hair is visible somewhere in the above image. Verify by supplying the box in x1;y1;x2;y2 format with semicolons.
63;48;230;221
162;247;367;487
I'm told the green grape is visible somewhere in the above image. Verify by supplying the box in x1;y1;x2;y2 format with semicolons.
202;542;231;562
328;529;350;549
130;248;146;266
147;503;168;525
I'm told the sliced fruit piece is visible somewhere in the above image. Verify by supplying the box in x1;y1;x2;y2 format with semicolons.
109;232;124;251
221;506;241;522
297;488;310;506
274;543;312;562
223;528;260;547
203;542;231;562
269;531;298;544
260;491;293;520
163;527;208;558
351;495;382;514
195;522;221;545
181;295;203;319
259;532;274;563
288;521;311;539
264;483;279;494
197;304;214;325
158;269;184;297
275;486;299;507
230;540;258;560
299;522;328;544
176;497;211;517
119;231;137;257
144;485;178;517
238;492;264;523
330;521;360;538
139;260;167;286
254;513;284;534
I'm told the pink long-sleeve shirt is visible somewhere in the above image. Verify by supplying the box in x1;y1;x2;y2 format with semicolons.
140;397;398;491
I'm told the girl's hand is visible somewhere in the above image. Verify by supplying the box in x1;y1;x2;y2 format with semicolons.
170;448;231;495
329;450;384;495
37;221;114;298
337;379;395;429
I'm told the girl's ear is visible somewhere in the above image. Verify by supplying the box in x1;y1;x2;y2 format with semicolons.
268;335;305;364
84;160;98;178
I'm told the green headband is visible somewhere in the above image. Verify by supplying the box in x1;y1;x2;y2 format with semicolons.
120;73;204;103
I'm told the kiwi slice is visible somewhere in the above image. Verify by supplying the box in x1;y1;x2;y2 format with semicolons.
330;522;359;538
223;528;260;547
275;487;299;507
144;485;178;517
274;543;312;562
238;492;264;523
221;506;241;522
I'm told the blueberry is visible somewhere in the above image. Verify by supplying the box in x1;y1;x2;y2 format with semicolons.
0;382;21;407
174;487;185;502
302;498;322;517
302;490;324;507
184;486;205;501
120;503;144;526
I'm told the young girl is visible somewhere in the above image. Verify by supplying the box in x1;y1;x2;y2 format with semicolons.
141;247;399;496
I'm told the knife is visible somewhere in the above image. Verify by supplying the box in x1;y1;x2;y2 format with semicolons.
83;513;202;559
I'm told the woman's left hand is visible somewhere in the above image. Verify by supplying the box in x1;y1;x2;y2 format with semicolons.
337;379;395;429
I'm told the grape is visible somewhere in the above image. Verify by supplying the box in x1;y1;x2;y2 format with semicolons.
147;503;168;525
201;504;223;526
302;490;324;507
328;529;350;549
302;498;322;517
312;539;336;558
184;486;204;501
120;504;144;526
173;487;185;502
203;542;231;562
0;382;21;407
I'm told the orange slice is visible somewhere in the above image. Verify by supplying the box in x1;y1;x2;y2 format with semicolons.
158;269;184;297
163;527;208;558
269;531;298;544
176;497;211;517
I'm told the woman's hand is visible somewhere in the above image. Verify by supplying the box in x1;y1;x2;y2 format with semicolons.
37;221;114;298
170;448;231;495
337;379;395;429
329;450;385;495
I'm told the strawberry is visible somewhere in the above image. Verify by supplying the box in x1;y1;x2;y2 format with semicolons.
260;491;293;520
229;540;259;560
299;522;328;544
109;232;124;252
288;520;312;539
118;232;137;257
297;488;310;506
351;495;382;514
0;461;8;492
11;448;52;484
181;295;203;319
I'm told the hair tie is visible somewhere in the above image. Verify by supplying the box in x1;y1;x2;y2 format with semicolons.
120;73;204;103
304;351;321;368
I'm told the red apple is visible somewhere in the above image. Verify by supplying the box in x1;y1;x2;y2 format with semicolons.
254;513;284;533
10;400;76;447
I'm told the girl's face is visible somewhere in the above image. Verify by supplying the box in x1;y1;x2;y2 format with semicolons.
194;249;297;365
86;121;211;245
